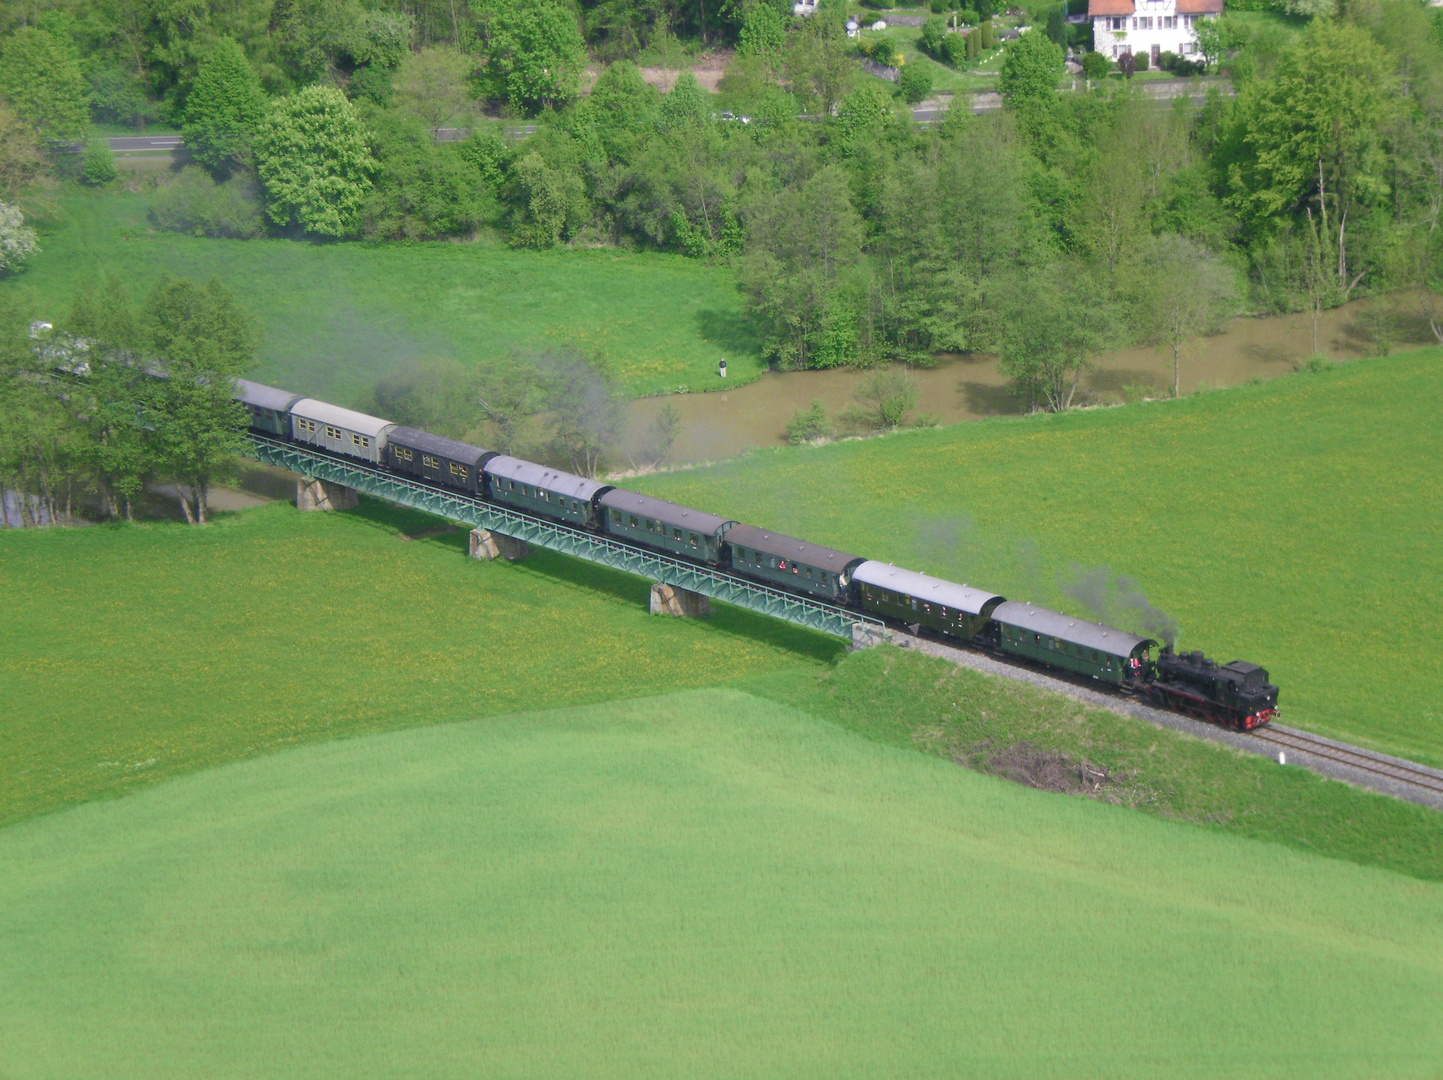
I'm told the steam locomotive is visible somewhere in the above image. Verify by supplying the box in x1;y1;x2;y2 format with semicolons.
234;379;1280;732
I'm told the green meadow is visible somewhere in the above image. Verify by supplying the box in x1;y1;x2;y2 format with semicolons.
2;690;1442;1080
0;501;833;828
632;350;1443;766
4;497;1441;883
4;187;764;401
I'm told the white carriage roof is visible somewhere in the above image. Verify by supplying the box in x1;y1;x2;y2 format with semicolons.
990;601;1156;657
483;455;612;501
852;562;1005;616
290;399;396;438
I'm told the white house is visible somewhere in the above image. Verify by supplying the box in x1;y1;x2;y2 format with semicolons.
1089;0;1222;64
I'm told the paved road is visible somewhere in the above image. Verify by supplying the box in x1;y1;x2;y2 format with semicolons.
107;134;184;152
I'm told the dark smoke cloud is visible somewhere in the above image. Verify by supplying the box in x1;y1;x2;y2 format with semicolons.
914;514;975;567
1061;564;1181;647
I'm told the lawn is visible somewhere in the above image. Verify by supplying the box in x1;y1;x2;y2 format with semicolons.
4;187;765;402
2;688;1440;1079
630;350;1443;765
0;500;834;827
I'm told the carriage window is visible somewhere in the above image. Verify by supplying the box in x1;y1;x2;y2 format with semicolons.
629;515;639;528
395;447;413;461
351;434;370;448
449;463;467;478
689;532;699;547
611;510;620;523
325;425;341;439
423;455;439;469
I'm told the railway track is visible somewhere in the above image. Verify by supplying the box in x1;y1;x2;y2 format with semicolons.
1248;725;1443;798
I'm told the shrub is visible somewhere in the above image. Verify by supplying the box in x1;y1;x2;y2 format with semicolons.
1118;50;1136;76
1133;50;1149;70
930;0;951;12
967;28;981;59
897;62;934;103
785;399;832;443
80;139;117;185
980;19;995;49
150;165;265;238
869;37;898;67
943;33;969;65
959;8;979;23
1081;50;1111;79
1157;49;1179;71
920;16;948;57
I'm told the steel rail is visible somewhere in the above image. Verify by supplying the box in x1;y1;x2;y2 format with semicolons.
1248;726;1443;796
244;433;881;641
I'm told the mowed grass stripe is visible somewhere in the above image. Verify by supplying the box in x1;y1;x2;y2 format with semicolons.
0;500;835;827
631;351;1443;765
2;689;1441;1079
7;188;764;401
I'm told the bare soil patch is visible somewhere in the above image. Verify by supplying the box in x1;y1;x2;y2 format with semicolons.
963;740;1119;797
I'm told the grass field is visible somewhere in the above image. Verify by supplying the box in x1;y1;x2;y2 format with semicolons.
3;689;1441;1079
0;500;834;827
4;495;1441;883
631;350;1443;765
3;187;764;401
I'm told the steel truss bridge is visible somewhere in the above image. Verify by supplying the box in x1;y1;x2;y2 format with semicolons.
247;434;881;641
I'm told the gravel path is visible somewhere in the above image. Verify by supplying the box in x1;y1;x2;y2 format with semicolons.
883;629;1443;811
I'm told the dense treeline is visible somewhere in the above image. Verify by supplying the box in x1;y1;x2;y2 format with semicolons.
2;0;1441;402
0;280;257;525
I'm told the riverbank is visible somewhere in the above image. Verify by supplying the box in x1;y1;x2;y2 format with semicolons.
627;293;1442;465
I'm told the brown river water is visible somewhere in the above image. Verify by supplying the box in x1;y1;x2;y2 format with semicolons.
626;295;1440;466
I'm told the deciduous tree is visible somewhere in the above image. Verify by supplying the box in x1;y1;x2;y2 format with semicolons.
253;85;377;237
0;201;38;274
0;26;90;139
144;278;258;524
483;0;587;113
1137;234;1236;397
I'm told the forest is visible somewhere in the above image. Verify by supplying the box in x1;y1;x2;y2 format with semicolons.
1;0;1442;518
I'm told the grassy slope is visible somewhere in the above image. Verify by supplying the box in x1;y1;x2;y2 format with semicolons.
631;351;1443;764
746;647;1443;882
2;690;1441;1079
5;188;764;401
4;496;1440;884
0;500;835;827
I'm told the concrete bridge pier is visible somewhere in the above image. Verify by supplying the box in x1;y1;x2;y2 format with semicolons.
470;527;531;561
851;622;897;650
650;582;712;618
296;477;358;511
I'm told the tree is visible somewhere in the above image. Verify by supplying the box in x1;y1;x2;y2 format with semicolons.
0;103;46;202
897;62;934;105
1000;264;1111;412
738;2;786;57
1225;21;1394;295
739;165;868;368
0;201;38;274
535;350;622;477
846;369;917;430
0;27;90;139
394;46;475;134
182;38;268;175
144;278;258;524
81;139;118;185
659;70;710;130
361;107;491;240
484;0;588;113
785;15;856;115
1081;51;1110;81
253;85;377;237
997;30;1063;137
1137;235;1236;397
1193;16;1239;70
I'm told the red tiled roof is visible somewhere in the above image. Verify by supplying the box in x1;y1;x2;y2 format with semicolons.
1176;0;1224;12
1088;0;1135;14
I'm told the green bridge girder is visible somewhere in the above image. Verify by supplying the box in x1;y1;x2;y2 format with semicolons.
248;434;881;641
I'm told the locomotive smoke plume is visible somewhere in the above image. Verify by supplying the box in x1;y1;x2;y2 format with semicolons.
1062;564;1181;648
914;514;975;566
